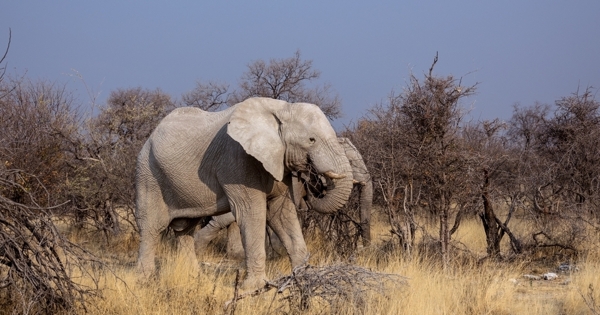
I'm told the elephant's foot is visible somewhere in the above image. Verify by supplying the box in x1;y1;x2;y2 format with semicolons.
290;253;310;270
240;272;267;292
135;260;156;283
136;235;160;279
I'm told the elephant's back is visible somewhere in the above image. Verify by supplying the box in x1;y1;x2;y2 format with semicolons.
143;107;233;208
161;106;234;129
149;107;232;164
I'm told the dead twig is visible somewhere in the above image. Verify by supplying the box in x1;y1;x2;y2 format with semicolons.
579;284;600;315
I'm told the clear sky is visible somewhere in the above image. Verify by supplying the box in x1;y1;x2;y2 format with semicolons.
2;1;599;130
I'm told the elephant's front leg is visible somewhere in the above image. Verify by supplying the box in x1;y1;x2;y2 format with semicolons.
226;186;268;291
267;195;309;268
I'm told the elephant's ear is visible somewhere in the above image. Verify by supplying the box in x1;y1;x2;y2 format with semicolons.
227;98;286;181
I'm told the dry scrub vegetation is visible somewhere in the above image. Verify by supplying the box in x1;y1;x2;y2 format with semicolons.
46;212;600;315
3;40;600;314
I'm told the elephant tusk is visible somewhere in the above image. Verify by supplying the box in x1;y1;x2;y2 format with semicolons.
323;171;346;180
353;180;366;186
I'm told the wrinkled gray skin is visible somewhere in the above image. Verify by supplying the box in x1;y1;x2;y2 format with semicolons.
194;137;373;258
340;137;373;246
135;97;354;290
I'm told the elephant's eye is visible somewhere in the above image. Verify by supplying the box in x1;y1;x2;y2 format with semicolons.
309;137;316;144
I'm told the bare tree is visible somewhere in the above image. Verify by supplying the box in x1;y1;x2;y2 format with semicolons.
540;87;600;215
348;54;477;267
398;56;477;267
67;87;175;235
181;80;230;111
184;50;342;119
507;87;600;253
346;97;420;255
507;102;550;151
231;50;342;119
462;120;523;258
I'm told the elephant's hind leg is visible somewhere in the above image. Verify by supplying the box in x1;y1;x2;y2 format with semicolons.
135;177;170;278
194;212;236;257
173;219;201;278
267;195;309;268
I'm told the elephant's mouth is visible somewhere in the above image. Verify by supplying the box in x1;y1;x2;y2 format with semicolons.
299;153;353;214
300;165;334;200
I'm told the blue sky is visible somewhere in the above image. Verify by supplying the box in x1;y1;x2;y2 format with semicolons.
2;1;599;130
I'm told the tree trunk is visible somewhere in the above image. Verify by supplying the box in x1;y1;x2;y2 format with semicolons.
104;197;121;235
440;205;449;270
480;169;501;258
439;181;450;270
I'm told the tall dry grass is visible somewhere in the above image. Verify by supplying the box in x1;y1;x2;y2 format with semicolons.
42;213;600;314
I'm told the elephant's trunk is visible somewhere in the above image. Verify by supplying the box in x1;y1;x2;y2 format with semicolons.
359;179;373;246
305;140;354;214
338;137;373;246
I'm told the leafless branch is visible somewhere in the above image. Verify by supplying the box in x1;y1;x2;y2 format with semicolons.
428;51;438;77
0;28;10;82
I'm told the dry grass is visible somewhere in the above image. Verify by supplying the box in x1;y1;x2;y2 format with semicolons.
31;213;600;315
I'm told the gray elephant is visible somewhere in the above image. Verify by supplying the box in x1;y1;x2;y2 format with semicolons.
194;137;373;258
135;97;354;290
340;137;373;246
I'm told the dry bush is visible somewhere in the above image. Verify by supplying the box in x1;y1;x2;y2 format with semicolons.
0;77;80;208
0;171;100;314
461;120;525;258
507;88;600;256
182;79;230;111
345;58;600;265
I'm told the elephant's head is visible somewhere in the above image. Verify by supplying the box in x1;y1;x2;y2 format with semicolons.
227;97;353;213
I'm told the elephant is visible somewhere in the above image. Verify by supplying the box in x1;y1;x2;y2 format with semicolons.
134;97;354;290
340;137;373;246
194;137;373;258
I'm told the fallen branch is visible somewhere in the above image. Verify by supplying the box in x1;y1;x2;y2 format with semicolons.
224;263;408;312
